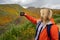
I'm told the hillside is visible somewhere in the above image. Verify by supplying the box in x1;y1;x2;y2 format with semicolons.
0;4;40;26
0;4;29;26
0;4;21;26
27;7;40;15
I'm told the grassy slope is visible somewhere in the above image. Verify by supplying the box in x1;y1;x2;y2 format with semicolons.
0;4;20;26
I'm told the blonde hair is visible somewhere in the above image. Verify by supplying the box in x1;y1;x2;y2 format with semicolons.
40;8;53;19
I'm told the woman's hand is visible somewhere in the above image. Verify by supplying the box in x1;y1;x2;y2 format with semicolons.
20;12;25;16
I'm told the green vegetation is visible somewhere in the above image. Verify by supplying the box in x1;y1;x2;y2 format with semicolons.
0;21;36;40
53;14;60;23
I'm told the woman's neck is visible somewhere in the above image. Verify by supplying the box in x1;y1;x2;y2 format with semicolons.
42;20;49;24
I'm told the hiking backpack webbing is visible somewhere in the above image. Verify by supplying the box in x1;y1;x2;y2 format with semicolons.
47;24;53;40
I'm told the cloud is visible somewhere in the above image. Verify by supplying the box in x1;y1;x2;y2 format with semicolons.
0;0;18;4
18;0;36;5
0;0;36;5
40;4;60;9
49;5;60;9
20;0;60;9
0;0;60;9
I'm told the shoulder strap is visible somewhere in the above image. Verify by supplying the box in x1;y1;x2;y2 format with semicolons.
47;24;53;40
59;32;60;40
36;21;41;29
35;21;41;37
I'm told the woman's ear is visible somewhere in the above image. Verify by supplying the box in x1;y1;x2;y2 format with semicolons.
49;10;53;19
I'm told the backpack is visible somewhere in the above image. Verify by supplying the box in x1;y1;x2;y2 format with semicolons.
47;24;60;40
36;21;60;40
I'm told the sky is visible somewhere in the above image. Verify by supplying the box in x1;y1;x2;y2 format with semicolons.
0;0;60;9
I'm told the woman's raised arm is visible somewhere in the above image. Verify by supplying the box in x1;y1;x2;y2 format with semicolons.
24;14;37;24
20;12;37;24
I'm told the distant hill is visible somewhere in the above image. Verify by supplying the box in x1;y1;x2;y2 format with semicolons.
27;7;40;15
0;4;40;26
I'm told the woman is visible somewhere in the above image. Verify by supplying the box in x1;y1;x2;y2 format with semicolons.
20;8;59;40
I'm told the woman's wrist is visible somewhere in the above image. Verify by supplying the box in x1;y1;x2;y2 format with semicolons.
24;13;27;16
